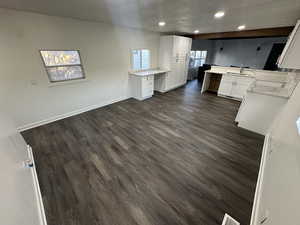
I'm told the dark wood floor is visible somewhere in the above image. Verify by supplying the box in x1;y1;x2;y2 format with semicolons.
22;80;264;225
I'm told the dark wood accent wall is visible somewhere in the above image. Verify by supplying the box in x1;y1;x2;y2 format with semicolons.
193;26;294;40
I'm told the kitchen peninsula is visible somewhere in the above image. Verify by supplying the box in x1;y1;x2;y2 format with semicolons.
202;66;300;135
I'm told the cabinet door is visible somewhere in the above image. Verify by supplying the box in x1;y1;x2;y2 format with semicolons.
232;76;254;99
164;72;172;91
176;37;192;86
169;62;180;89
231;82;248;99
177;61;185;85
218;74;233;96
184;38;192;82
181;38;191;84
173;36;181;57
235;76;254;86
141;76;154;97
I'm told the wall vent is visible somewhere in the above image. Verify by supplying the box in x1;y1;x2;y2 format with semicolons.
222;214;240;225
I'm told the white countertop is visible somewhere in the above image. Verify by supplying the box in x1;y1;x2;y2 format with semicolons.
247;74;300;98
248;86;292;98
206;66;290;81
205;66;300;98
129;69;169;77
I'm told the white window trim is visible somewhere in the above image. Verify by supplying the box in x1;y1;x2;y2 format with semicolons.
191;50;207;67
40;50;86;84
131;49;151;72
48;78;90;88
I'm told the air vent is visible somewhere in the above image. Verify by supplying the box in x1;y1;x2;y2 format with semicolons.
222;214;240;225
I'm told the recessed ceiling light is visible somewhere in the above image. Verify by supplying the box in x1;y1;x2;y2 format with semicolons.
238;25;246;30
194;30;200;34
214;11;225;18
158;21;166;27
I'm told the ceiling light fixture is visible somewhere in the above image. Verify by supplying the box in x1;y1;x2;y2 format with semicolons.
238;25;246;30
194;30;200;34
214;11;225;18
158;21;166;27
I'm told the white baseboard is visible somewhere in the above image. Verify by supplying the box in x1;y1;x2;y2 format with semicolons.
17;96;130;132
134;95;153;101
156;83;186;93
218;94;242;102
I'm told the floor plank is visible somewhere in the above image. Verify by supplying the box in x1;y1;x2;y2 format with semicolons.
22;80;264;225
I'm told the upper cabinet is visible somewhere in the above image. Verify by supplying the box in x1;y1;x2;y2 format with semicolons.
278;20;300;69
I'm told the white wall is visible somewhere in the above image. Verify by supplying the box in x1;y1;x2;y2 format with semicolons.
0;8;160;130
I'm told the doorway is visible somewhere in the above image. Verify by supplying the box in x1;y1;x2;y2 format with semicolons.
264;43;285;70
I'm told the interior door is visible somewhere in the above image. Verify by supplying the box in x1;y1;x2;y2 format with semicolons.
264;43;285;70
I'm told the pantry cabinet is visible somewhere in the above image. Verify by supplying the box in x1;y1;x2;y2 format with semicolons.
159;36;192;92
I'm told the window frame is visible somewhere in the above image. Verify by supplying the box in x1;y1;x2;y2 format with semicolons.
39;49;86;83
131;49;151;72
190;50;207;67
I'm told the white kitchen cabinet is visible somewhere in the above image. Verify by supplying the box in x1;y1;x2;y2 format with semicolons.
153;72;172;93
159;35;192;92
231;76;255;99
278;20;300;69
218;73;254;100
235;92;287;135
218;74;232;96
141;76;154;97
130;74;154;100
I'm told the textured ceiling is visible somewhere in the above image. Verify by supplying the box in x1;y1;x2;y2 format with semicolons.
0;0;300;34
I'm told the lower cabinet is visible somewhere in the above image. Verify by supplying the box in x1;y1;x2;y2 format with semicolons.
141;76;154;97
130;70;187;101
218;73;254;100
218;74;233;96
130;75;154;100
